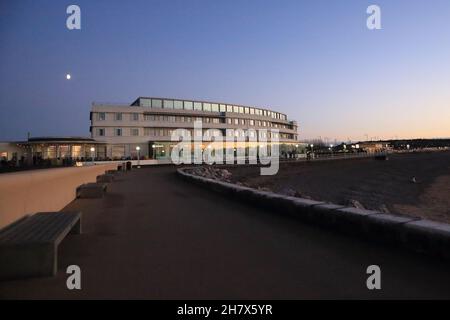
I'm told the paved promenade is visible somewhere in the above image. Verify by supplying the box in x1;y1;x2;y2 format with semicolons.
1;166;449;299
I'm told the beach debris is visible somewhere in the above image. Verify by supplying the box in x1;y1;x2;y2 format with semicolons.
278;188;310;199
189;167;233;182
378;204;390;213
235;181;250;187
299;193;312;200
348;199;365;209
257;186;272;192
279;188;297;197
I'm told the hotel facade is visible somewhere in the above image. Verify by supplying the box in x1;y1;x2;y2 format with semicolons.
90;97;300;160
0;97;300;164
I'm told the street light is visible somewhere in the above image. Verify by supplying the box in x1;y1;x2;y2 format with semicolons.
136;146;141;168
90;147;95;163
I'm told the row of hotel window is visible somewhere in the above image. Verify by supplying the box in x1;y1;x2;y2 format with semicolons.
137;98;288;120
96;113;294;129
95;128;296;140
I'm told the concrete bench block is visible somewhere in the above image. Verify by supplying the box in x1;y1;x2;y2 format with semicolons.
365;214;417;242
0;211;81;280
334;207;379;233
256;192;288;210
176;167;450;260
96;173;115;183
287;198;325;220
76;183;107;198
232;185;255;200
309;203;346;226
402;219;450;259
0;242;56;279
208;180;228;193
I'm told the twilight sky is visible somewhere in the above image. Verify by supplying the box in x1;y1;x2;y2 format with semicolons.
1;0;450;141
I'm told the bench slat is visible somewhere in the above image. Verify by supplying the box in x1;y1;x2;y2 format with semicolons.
0;212;81;244
0;213;55;242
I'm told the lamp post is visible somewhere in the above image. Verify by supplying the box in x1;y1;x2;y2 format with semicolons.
136;146;141;168
151;144;156;160
90;147;95;164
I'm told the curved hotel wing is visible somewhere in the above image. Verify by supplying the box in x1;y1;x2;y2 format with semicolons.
90;97;299;160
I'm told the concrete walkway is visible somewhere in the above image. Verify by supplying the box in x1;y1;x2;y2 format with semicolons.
1;166;449;299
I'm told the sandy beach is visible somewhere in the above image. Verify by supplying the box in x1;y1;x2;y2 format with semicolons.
229;151;450;224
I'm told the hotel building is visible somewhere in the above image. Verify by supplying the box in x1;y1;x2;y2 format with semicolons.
90;97;300;160
0;97;300;164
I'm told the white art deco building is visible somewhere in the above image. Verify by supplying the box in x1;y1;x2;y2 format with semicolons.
90;97;300;160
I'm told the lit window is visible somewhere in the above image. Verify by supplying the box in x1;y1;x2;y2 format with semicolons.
227;105;233;112
233;106;239;113
211;103;219;112
249;108;255;115
239;106;244;113
219;104;226;112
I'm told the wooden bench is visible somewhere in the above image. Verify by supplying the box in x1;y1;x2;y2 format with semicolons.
0;211;81;280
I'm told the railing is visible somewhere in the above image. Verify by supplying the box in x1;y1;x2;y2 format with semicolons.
293;151;390;162
92;101;131;106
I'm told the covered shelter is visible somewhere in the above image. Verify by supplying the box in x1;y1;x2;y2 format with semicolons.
16;137;108;166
